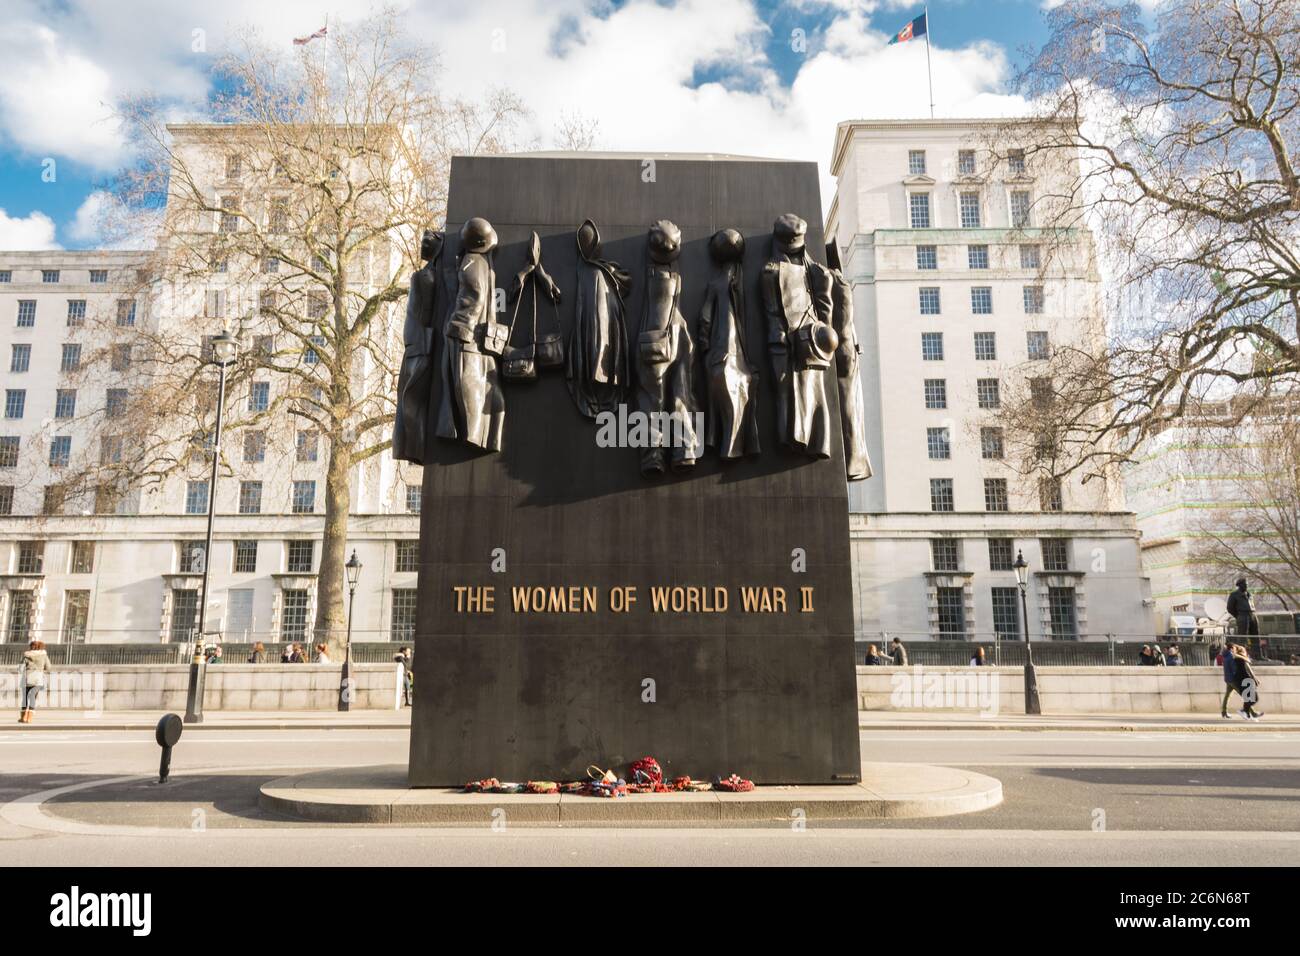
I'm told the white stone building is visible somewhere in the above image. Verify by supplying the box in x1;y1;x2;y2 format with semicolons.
0;125;425;648
826;118;1155;643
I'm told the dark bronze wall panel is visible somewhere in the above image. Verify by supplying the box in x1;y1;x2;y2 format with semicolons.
410;155;861;785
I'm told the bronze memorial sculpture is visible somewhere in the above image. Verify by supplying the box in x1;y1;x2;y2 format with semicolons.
760;213;837;460
635;218;701;477
436;216;507;452
566;218;632;418
502;231;563;382
825;239;872;481
697;228;760;459
392;229;445;465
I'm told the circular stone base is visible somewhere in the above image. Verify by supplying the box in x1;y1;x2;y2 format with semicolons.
259;763;1002;825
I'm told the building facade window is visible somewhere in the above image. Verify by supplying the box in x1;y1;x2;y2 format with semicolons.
395;540;420;573
70;541;95;574
405;483;421;514
988;538;1014;571
1023;285;1045;314
281;590;310;641
0;485;12;514
1040;477;1063;512
233;540;258;573
923;378;947;409
967;245;988;269
296;430;318;462
921;331;944;361
17;541;45;574
936;587;966;637
1010;190;1032;227
42;485;66;515
178;541;205;573
1027;330;1051;360
1007;149;1026;176
61;344;81;372
106;388;128;418
54;389;76;420
992;587;1020;637
973;331;996;360
100;435;123;464
927;427;951;460
983;478;1009;512
249;382;270;412
959;192;982;228
220;196;240;233
391;589;418;641
980;427;1004;460
1041;538;1070;571
931;538;959;572
17;300;36;327
908;149;927;175
49;436;71;467
976;378;1000;409
916;245;937;270
243;430;266;463
89;269;107;283
63;590;90;642
286;540;315;574
185;480;209;515
66;300;85;326
11;344;31;372
909;193;932;229
41;270;59;283
0;436;19;468
4;390;25;419
970;286;993;314
957;149;976;176
1020;244;1041;270
930;478;954;512
238;480;263;515
0;270;11;282
110;344;132;371
291;480;316;514
919;287;941;314
116;299;136;327
1048;586;1078;638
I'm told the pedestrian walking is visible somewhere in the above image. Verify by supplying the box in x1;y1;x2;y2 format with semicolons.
1166;645;1182;666
970;646;987;666
889;637;908;666
1233;644;1262;720
863;644;886;666
18;640;51;724
1221;642;1239;718
394;651;412;706
205;644;224;664
399;646;413;704
1139;644;1155;665
315;643;332;664
247;642;266;664
289;643;306;663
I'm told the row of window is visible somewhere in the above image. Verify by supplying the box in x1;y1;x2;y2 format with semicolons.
0;482;423;518
932;584;1078;639
10;298;136;328
907;148;1027;179
925;426;1005;461
917;285;1044;315
919;330;1048;362
927;477;1063;513
916;243;1041;271
0;269;112;285
922;377;1003;409
908;190;1033;230
931;537;1071;573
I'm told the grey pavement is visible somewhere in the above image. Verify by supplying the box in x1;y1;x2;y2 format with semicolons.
1;726;1296;865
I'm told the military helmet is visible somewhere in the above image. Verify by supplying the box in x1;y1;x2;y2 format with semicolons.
460;217;498;254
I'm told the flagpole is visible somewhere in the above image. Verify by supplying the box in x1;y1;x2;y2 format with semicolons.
924;5;935;118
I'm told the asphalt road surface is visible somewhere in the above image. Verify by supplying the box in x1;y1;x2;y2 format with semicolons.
1;728;1296;865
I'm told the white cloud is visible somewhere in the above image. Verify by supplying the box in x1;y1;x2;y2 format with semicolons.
67;190;110;244
0;208;60;250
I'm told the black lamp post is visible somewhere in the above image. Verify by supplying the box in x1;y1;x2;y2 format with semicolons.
1014;549;1042;715
339;549;362;712
184;329;238;724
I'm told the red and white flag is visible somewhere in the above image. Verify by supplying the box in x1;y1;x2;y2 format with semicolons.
293;24;328;46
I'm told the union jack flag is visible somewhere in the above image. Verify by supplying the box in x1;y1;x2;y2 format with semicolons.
293;24;328;46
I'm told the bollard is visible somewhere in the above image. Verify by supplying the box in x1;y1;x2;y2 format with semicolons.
155;713;183;784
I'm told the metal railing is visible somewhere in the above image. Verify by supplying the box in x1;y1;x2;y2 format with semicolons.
853;632;1223;667
0;641;412;666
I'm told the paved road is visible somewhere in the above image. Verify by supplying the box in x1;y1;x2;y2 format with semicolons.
1;728;1296;865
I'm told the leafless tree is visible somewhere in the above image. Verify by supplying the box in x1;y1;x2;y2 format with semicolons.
75;10;527;654
997;0;1300;486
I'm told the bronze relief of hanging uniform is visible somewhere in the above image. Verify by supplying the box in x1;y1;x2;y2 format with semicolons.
698;228;760;459
826;240;872;481
760;214;836;461
566;219;631;418
393;229;446;465
635;219;700;477
436;217;506;452
501;231;564;382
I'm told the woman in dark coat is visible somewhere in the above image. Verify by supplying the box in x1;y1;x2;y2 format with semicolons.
392;230;445;465
698;228;760;459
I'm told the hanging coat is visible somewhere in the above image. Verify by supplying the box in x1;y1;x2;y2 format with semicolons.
698;261;760;459
760;249;834;459
436;251;505;452
566;219;632;419
826;249;873;481
392;239;445;465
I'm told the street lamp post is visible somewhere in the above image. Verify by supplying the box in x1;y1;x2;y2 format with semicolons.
339;550;362;712
1014;549;1042;715
184;330;239;725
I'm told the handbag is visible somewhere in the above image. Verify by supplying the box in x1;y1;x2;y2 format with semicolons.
501;277;537;382
536;296;564;370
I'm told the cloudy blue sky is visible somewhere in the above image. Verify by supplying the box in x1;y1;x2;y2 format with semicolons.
0;0;1065;250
